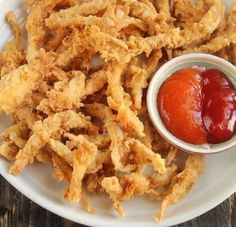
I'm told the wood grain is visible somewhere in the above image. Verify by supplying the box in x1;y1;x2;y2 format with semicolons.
0;175;235;227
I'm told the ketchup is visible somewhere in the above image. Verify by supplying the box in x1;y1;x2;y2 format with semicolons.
157;67;236;144
202;69;236;143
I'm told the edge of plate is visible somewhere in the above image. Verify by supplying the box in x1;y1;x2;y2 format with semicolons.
1;163;236;227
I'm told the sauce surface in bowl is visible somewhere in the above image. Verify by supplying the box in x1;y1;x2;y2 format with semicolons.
157;67;236;145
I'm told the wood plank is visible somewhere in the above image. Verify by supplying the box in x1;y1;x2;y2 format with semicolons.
0;176;235;227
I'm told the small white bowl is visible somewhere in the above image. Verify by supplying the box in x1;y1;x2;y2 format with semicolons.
147;53;236;154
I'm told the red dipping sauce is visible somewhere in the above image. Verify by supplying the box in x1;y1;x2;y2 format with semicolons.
157;67;236;144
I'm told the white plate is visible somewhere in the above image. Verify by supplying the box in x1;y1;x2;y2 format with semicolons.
0;1;236;227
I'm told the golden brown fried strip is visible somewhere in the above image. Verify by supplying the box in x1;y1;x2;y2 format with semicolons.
1;122;29;148
156;155;204;222
64;135;97;203
13;107;40;129
9;111;96;175
176;0;225;47
0;64;42;114
84;68;107;97
85;104;130;173
126;138;166;173
87;149;111;174
49;139;73;165
175;22;236;56
9;120;56;175
228;0;236;23
102;173;149;216
51;151;72;183
84;103;113;123
55;28;94;69
140;118;154;149
23;0;41;9
165;146;178;165
105;119;133;172
147;164;178;190
46;0;113;24
82;26;130;63
102;3;147;36
216;46;230;61
80;193;96;214
117;104;145;137
37;71;86;114
173;0;206;25
0;142;18;161
46;1;146;37
65;133;111;150
106;62;144;137
36;147;52;164
0;12;25;76
26;0;65;61
126;65;148;110
122;0;157;22
44;28;69;51
106;62;130;109
232;44;236;65
175;36;231;55
144;49;163;78
156;0;171;20
127;34;167;56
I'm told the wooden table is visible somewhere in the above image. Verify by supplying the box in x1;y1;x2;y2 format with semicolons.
0;176;235;227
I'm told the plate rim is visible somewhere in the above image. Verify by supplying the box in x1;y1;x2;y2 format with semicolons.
1;159;236;227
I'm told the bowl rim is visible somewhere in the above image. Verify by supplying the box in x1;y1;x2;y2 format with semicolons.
147;53;236;154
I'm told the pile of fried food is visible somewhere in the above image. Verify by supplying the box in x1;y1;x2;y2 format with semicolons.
0;0;235;222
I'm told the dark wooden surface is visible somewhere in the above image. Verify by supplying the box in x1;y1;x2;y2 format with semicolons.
0;175;235;227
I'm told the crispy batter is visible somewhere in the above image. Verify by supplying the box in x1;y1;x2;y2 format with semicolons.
64;135;97;203
0;64;42;114
65;133;111;149
143;49;163;78
49;139;73;165
147;164;178;189
80;193;96;214
36;147;52;164
1;122;29;148
37;71;86;114
0;12;25;76
84;68;107;96
55;28;95;70
9;111;96;175
102;173;149;216
127;34;167;56
156;155;204;222
46;1;146;37
174;0;225;47
173;0;207;25
106;119;133;172
46;0;114;27
85;103;113;122
82;26;131;63
117;103;145;137
51;151;72;183
126;138;166;173
0;142;18;161
106;62;144;137
26;0;65;61
126;65;148;110
165;146;178;165
122;0;157;23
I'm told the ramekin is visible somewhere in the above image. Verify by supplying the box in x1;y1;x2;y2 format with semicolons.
147;54;236;154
